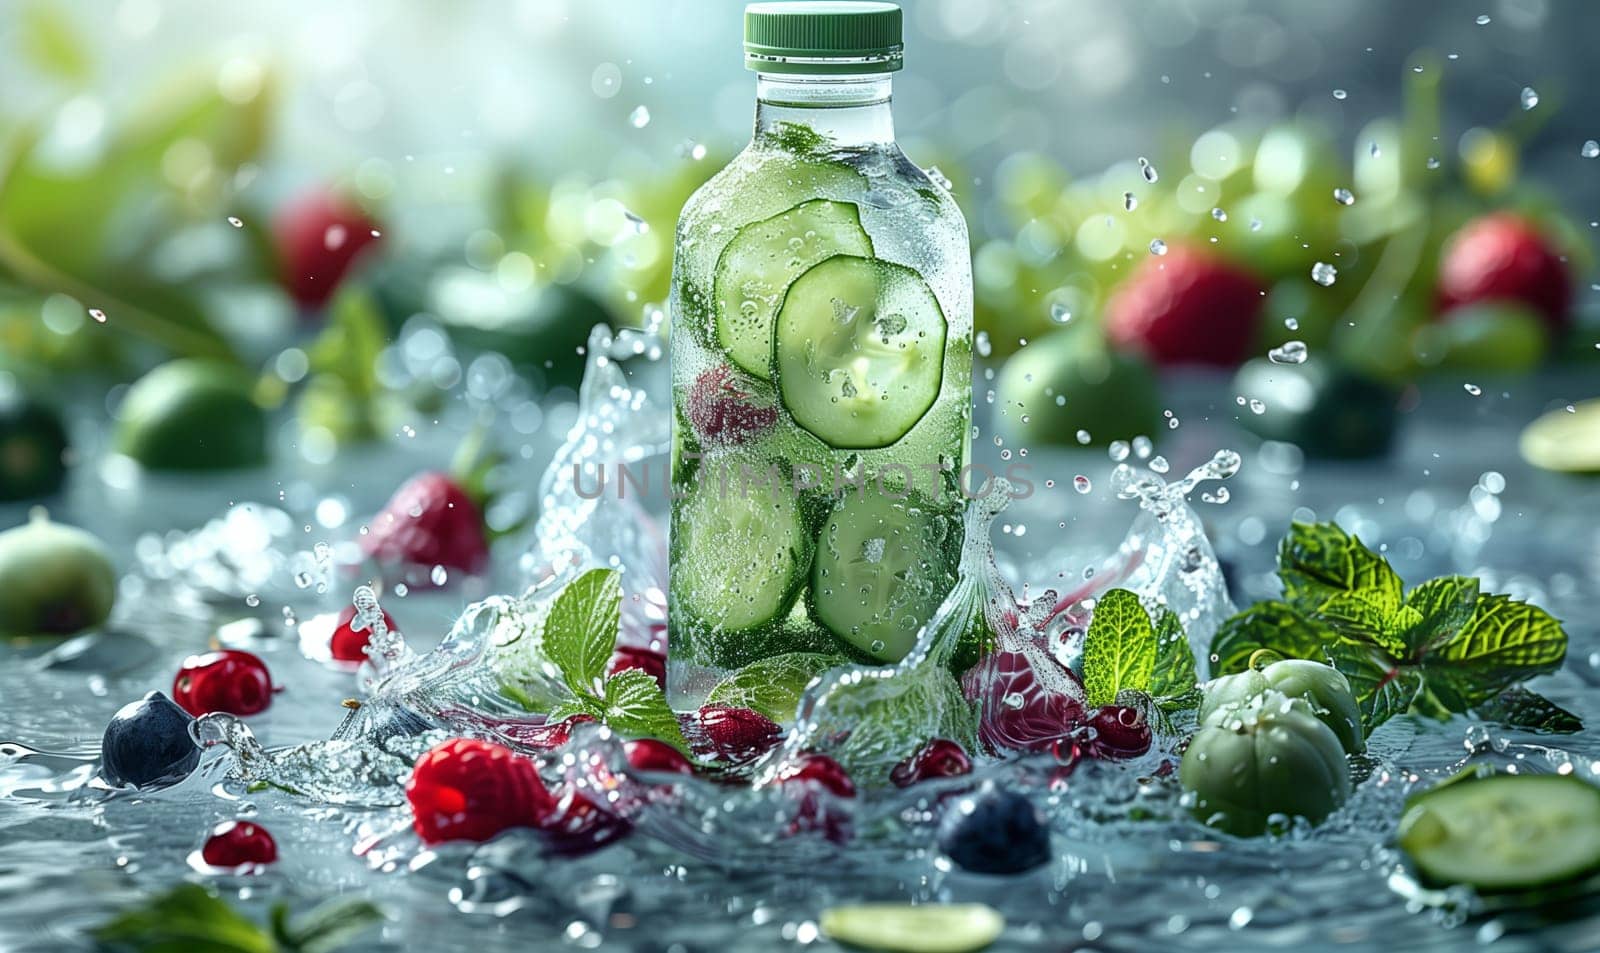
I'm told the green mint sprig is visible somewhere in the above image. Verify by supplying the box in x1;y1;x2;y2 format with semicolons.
91;884;384;953
1210;521;1577;733
1082;588;1198;708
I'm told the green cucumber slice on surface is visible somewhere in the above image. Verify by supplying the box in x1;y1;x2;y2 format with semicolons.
810;490;958;663
670;464;809;635
820;902;1004;953
713;199;874;380
1398;773;1600;892
775;255;947;450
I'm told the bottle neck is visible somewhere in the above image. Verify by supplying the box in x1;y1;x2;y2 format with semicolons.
753;74;894;148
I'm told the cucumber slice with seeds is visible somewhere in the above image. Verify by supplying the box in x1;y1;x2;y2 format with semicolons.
713;199;874;380
1398;773;1600;892
775;255;947;450
810;490;958;663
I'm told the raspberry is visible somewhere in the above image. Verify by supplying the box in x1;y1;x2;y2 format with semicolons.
777;752;856;798
273;190;382;311
362;472;489;580
963;650;1088;755
693;705;783;762
1105;246;1264;367
405;738;552;845
1083;705;1153;760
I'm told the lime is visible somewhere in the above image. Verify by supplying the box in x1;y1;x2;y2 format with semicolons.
115;360;268;471
1414;303;1547;373
1232;357;1397;460
994;329;1161;448
820;903;1004;953
1521;400;1600;473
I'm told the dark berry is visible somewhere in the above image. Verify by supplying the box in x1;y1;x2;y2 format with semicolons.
937;786;1052;875
625;739;694;776
686;365;778;445
100;690;201;789
694;705;783;761
405;738;552;845
201;820;278;867
1084;705;1153;760
173;649;273;717
608;645;667;691
330;605;398;662
890;738;973;788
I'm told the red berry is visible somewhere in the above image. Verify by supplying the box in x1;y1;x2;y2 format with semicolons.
173;650;273;717
1437;212;1571;333
273;190;382;310
1084;705;1152;760
694;705;783;761
890;738;973;788
200;820;278;867
537;784;632;856
405;738;552;845
608;646;667;691
963;649;1087;755
329;605;399;662
686;365;778;445
777;752;855;798
362;472;489;579
625;738;694;776
1105;246;1264;367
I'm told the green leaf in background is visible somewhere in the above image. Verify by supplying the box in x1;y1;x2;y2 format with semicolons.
293;285;391;443
1472;687;1583;734
704;652;850;723
20;1;90;83
270;896;385;953
90;884;382;953
1398;575;1479;654
601;668;689;752
1208;600;1326;677
543;567;621;696
1082;589;1156;707
1147;608;1197;700
1277;521;1402;611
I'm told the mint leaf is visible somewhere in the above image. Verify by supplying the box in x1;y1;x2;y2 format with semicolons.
1208;601;1326;676
544;568;622;696
1148;608;1197;700
1422;592;1567;708
1400;576;1479;655
1082;589;1156;707
91;884;276;953
601;669;689;752
274;895;386;953
1323;640;1420;727
1472;688;1583;734
1278;521;1402;611
546;696;601;724
1312;590;1408;656
705;652;849;723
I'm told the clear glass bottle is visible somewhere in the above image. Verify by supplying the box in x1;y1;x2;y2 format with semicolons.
667;1;973;705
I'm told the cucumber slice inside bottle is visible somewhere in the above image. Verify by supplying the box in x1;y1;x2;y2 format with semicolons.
1398;773;1600;892
775;255;947;450
810;490;958;663
671;462;809;635
713;199;874;380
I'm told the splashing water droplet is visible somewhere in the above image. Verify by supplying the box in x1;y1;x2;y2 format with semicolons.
1075;429;1092;445
1123;191;1138;211
1284;317;1300;330
1149;455;1170;474
1464;383;1482;396
1073;475;1092;494
244;593;260;607
1049;302;1072;324
1268;340;1308;364
1249;218;1263;232
1211;207;1227;222
1426;156;1441;170
430;565;449;586
1333;188;1355;206
975;331;993;358
1138;156;1159;183
1108;440;1131;462
88;308;107;323
1476;13;1491;25
1132;435;1153;459
629;105;651;128
227;216;243;228
623;210;649;234
1311;262;1338;286
1248;399;1266;415
1332;89;1348;101
1369;141;1381;158
1583;140;1600;159
1520;87;1539;110
1149;239;1168;256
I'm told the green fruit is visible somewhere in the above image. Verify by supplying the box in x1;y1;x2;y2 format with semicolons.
1414;303;1547;373
1521;399;1600;474
0;384;68;501
1180;690;1352;837
0;510;117;637
429;269;614;391
115;360;268;471
820;903;1005;953
1200;659;1364;755
1232;356;1397;460
994;330;1162;448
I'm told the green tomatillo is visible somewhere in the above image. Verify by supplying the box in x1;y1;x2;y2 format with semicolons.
1199;657;1364;755
0;509;117;637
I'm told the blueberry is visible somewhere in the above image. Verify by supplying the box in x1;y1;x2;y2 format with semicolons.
937;785;1052;875
100;690;201;788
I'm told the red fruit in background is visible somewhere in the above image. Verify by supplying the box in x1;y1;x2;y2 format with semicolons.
1437;212;1572;333
1083;705;1153;760
273;190;382;310
405;738;552;845
890;738;973;788
624;738;695;776
362;472;489;579
330;604;399;662
173;649;273;717
609;646;667;691
963;649;1088;755
693;705;783;762
1105;246;1264;367
200;820;278;867
686;365;778;445
777;752;855;798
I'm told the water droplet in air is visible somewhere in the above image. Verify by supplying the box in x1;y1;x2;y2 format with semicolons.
1149;455;1170;474
1475;14;1491;25
975;331;992;358
1332;89;1348;101
1464;383;1482;396
1138;156;1159;183
227;216;244;228
1369;141;1381;158
1132;435;1153;459
245;593;261;607
1248;399;1266;415
1426;156;1441;170
1284;317;1300;330
1333;188;1355;206
1124;191;1138;211
629;105;651;128
1073;475;1092;494
1108;440;1130;462
430;565;449;586
1211;207;1227;222
88;308;107;323
1520;87;1539;111
623;210;650;234
1075;429;1092;445
1249;218;1263;232
1583;140;1600;159
1149;239;1168;256
1311;262;1338;286
1049;302;1072;324
1268;340;1308;364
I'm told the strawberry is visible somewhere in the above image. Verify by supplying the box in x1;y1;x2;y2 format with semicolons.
200;820;277;867
691;704;783;762
172;649;274;717
273;189;382;311
608;646;667;691
686;365;778;445
330;604;399;662
405;738;553;845
1083;705;1152;760
1437;212;1572;334
362;471;489;581
625;738;695;776
890;738;973;788
1105;246;1264;367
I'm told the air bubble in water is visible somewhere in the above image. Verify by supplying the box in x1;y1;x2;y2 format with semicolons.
1333;188;1355;206
1149;239;1168;256
1248;399;1266;415
975;331;992;358
1138;156;1158;183
245;593;260;607
1268;340;1308;364
629;105;651;128
1520;87;1539;110
1583;140;1599;159
1311;262;1338;286
1073;475;1092;494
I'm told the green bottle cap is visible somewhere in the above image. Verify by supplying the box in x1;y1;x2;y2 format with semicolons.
744;2;903;75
